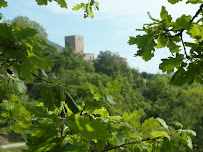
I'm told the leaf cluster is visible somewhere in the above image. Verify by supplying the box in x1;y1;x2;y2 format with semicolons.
0;0;201;152
129;1;203;85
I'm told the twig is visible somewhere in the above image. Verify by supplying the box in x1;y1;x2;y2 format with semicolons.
176;3;203;59
190;4;203;23
180;33;189;59
32;73;63;88
102;136;166;152
62;103;67;118
163;28;182;33
163;4;203;39
0;43;21;50
0;57;17;62
0;43;14;49
80;88;101;115
60;123;65;137
91;87;101;98
80;104;86;115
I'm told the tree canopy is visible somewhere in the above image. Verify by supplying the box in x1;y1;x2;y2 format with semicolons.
128;1;203;85
4;16;48;40
0;0;202;152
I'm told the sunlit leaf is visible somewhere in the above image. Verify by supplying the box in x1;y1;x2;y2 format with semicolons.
186;136;193;149
160;6;172;25
159;54;184;74
66;114;110;140
156;117;169;130
93;107;109;119
0;0;7;8
0;100;14;110
129;31;157;61
172;122;183;129
172;15;192;30
156;35;169;48
168;0;183;4
151;131;170;140
181;129;196;136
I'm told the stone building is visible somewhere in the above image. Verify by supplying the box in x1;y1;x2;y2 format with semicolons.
83;53;95;62
65;35;84;54
65;35;95;62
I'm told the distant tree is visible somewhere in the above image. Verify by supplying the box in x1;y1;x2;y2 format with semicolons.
4;16;48;40
94;51;117;75
0;1;198;151
140;75;203;151
94;51;133;81
84;61;95;73
51;46;88;73
140;71;155;80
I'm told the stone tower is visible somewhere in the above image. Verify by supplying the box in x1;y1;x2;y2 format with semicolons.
65;35;84;54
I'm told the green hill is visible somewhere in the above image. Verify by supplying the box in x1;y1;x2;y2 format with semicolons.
48;40;64;52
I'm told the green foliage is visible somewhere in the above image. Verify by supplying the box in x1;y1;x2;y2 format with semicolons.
0;21;54;83
159;54;184;74
0;0;7;8
36;0;100;18
72;0;99;18
156;117;169;130
35;0;67;8
50;46;88;73
129;31;157;61
0;1;201;152
40;86;62;110
160;6;172;26
66;114;110;140
0;100;14;111
94;51;133;83
129;0;203;86
140;76;203;151
4;16;48;40
48;40;64;52
65;93;80;114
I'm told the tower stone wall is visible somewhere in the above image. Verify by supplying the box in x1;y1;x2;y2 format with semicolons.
65;35;95;62
65;35;84;54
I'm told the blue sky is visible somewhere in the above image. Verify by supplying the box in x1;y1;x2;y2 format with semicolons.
1;0;199;73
